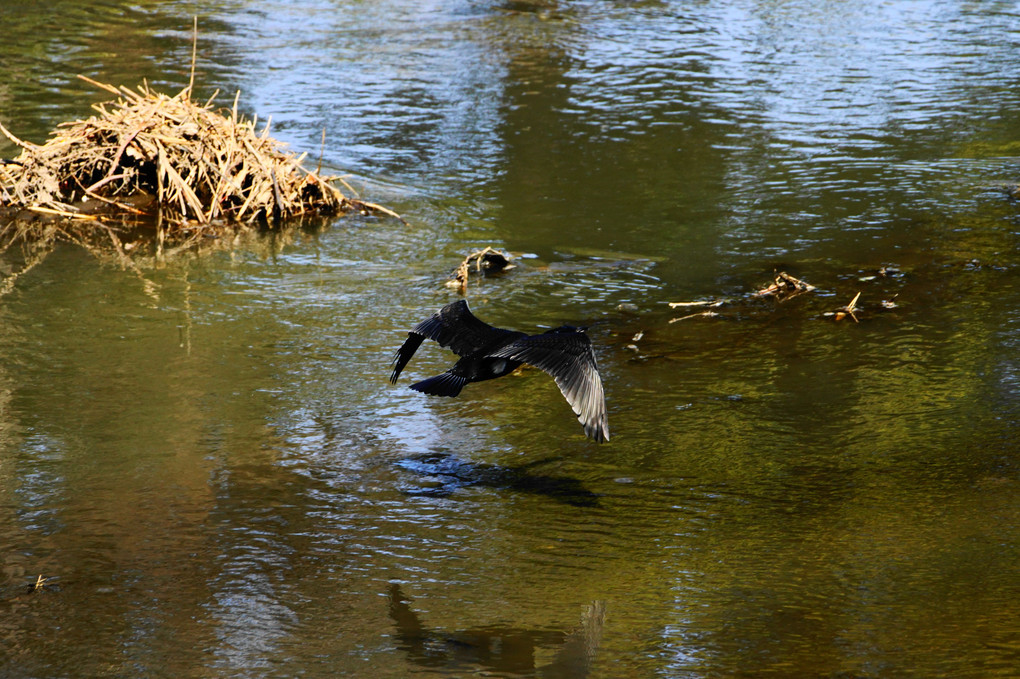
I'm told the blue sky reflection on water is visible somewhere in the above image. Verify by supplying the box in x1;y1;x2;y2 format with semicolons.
1;1;1019;678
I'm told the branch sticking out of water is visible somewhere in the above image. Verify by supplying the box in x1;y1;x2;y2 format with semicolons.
446;246;515;294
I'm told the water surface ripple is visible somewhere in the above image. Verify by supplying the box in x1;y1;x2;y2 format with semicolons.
1;1;1019;677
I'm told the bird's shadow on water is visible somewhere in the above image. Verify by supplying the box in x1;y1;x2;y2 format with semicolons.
395;453;602;508
387;583;606;678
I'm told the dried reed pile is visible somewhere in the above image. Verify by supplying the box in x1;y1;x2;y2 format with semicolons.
0;76;394;258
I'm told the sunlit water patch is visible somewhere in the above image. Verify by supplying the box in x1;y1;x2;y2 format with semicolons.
2;1;1019;677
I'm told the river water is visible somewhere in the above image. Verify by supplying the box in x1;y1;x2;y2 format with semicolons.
1;1;1018;677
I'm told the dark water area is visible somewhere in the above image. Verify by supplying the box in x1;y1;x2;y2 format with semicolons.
1;1;1018;677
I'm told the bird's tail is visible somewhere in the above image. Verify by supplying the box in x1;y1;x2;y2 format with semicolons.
409;372;468;397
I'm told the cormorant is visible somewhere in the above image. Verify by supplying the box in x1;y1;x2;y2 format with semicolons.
390;300;610;442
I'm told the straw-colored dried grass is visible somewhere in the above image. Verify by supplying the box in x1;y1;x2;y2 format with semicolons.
0;75;401;296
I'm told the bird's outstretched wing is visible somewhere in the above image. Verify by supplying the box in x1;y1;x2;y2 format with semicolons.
490;332;610;442
390;300;520;383
390;333;425;384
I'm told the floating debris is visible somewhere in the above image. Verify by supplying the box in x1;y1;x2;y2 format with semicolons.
28;574;54;593
669;310;720;324
661;268;906;327
667;299;725;309
664;299;725;324
616;302;640;314
824;291;862;322
446;246;514;293
754;271;816;300
862;265;903;282
880;295;899;310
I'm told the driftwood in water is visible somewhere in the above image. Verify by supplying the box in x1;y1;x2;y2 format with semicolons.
446;246;514;293
753;271;816;300
666;271;818;323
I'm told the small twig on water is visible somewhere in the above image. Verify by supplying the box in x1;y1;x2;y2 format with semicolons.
830;291;862;322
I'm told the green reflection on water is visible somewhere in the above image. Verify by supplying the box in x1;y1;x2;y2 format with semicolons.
1;1;1019;678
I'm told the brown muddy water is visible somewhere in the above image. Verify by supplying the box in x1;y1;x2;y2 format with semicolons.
1;1;1018;677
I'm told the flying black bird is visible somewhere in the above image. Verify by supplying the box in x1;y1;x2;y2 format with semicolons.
390;300;610;442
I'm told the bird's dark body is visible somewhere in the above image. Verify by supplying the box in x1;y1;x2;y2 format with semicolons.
409;354;525;397
450;355;522;385
390;300;610;442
